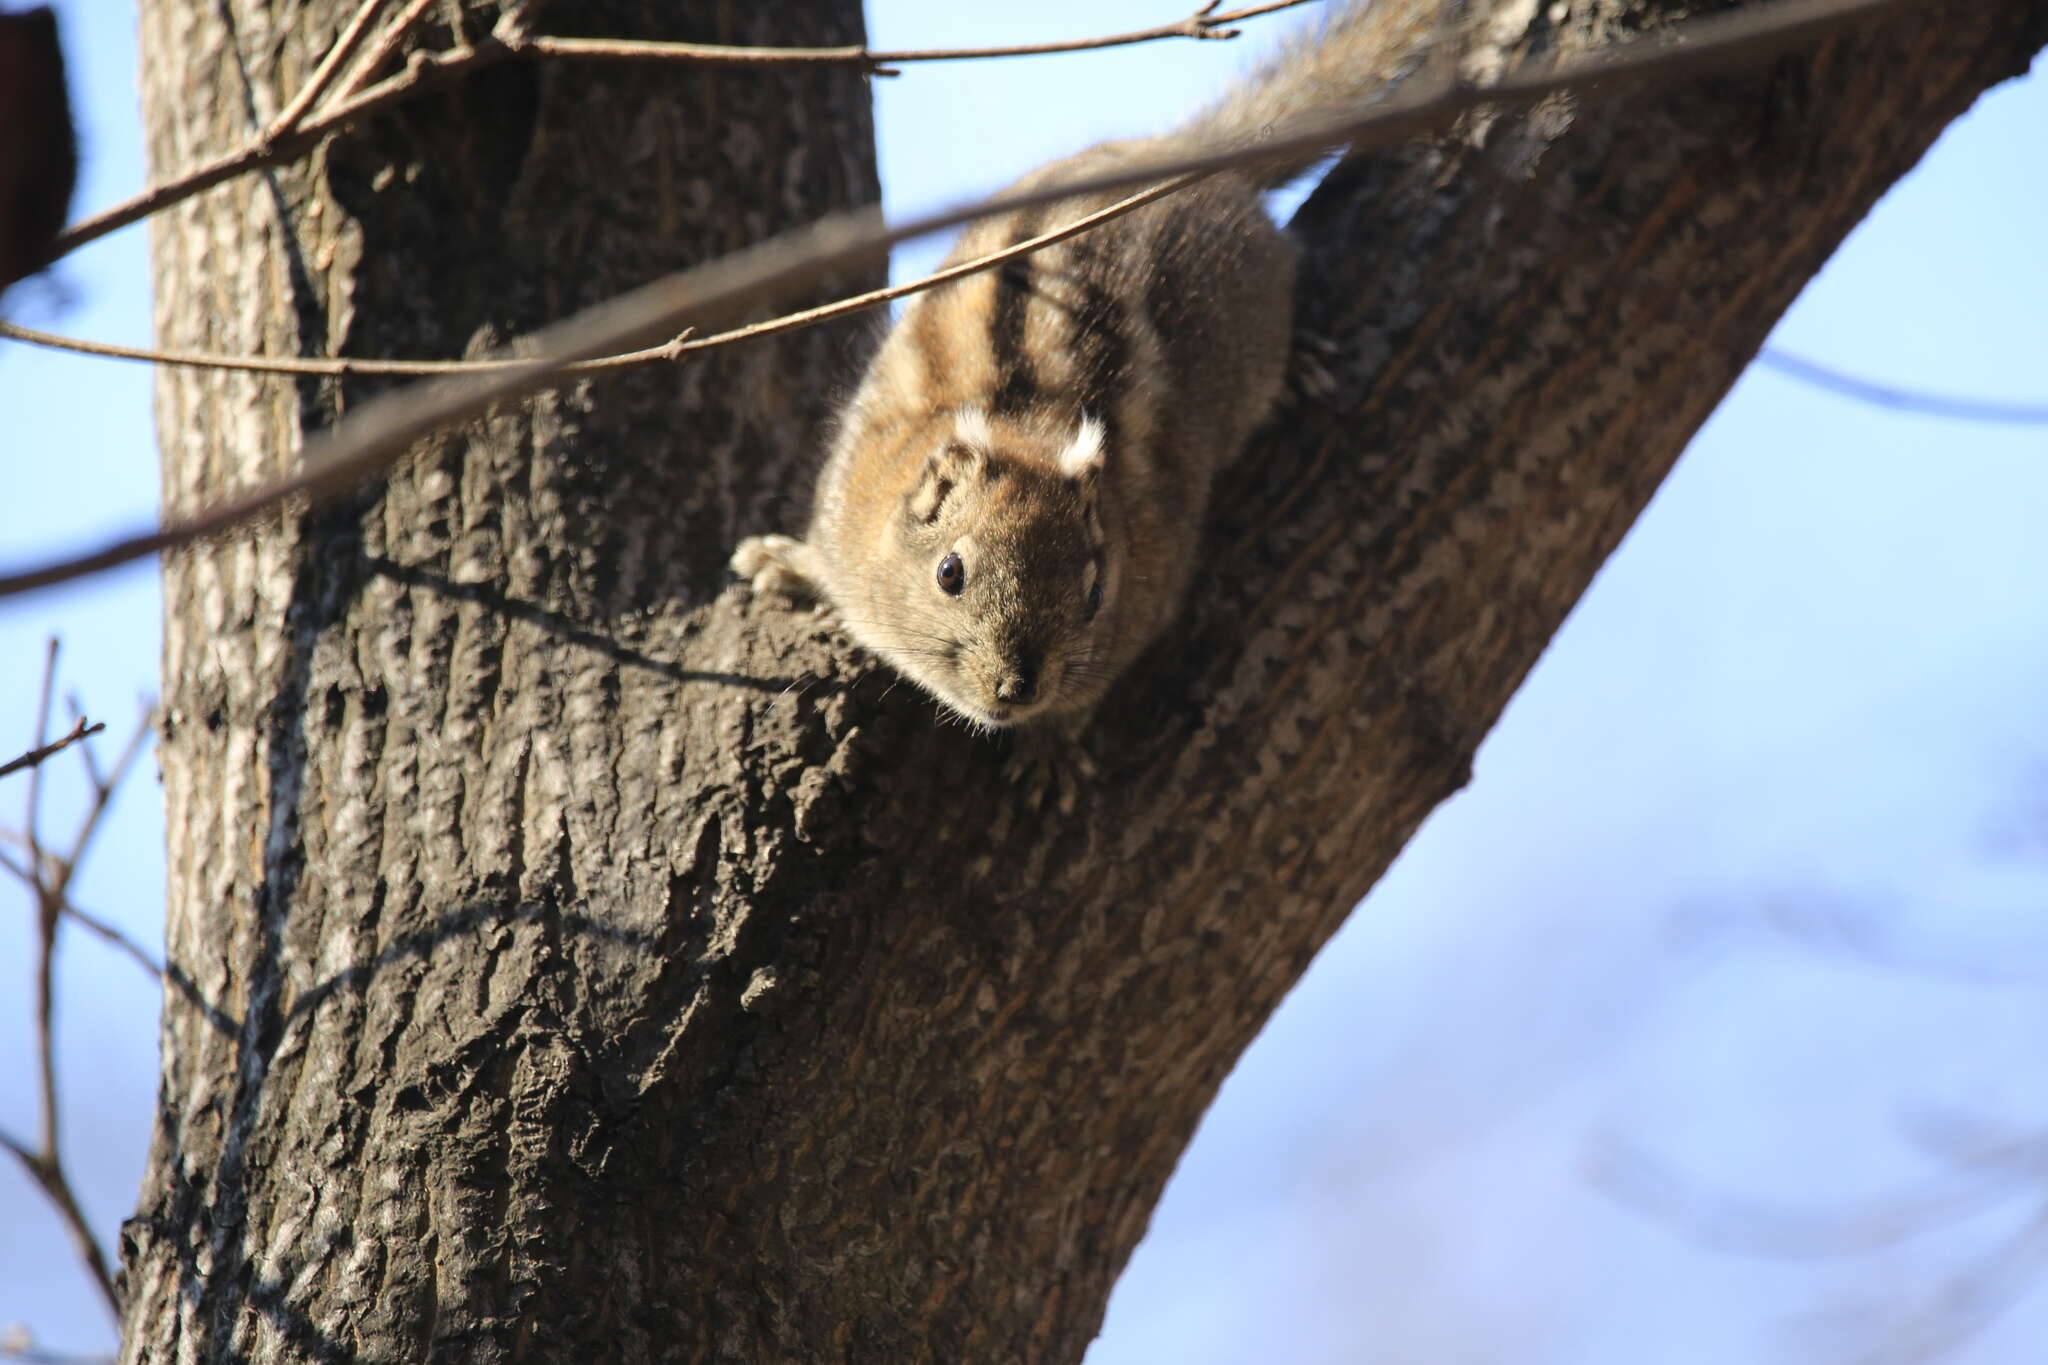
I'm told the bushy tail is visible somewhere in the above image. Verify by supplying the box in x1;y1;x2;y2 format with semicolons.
1178;0;1464;189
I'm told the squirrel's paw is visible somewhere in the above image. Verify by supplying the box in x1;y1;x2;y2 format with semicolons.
730;534;819;604
1001;722;1098;816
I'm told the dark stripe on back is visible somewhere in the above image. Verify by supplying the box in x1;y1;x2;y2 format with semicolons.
988;211;1043;417
1063;244;1132;454
1021;235;1137;468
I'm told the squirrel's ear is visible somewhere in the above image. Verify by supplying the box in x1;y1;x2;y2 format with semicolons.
1058;415;1105;483
906;439;985;524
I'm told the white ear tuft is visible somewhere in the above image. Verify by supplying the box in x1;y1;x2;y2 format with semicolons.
953;408;993;452
1057;415;1105;480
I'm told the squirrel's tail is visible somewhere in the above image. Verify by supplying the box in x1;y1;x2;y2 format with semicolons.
1177;0;1463;189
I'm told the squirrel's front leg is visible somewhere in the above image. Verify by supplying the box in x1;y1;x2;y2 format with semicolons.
730;534;830;605
1002;711;1101;815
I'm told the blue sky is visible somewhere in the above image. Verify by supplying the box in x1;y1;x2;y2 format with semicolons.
4;4;2047;1361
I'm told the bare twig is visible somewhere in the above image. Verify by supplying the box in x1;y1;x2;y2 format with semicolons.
23;639;54;887
1592;1135;2037;1259
0;846;161;976
259;0;390;146
66;701;102;790
47;0;1306;259
46;0;1919;262
0;645;125;1320
863;0;1316;59
333;0;439;99
63;708;154;879
1904;1111;2048;1177
52;899;163;979
0;176;1187;590
0;1129;119;1323
4;0;1933;600
3;175;1185;379
0;716;103;781
53;37;486;259
662;179;1193;352
0;654;154;1321
508;1;1318;74
0;321;698;378
1838;1199;2048;1365
1757;347;2048;424
1597;1119;2048;1364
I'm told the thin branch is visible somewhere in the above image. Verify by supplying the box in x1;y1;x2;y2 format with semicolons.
1592;1135;2037;1259
33;818;68;1281
0;671;148;1323
0;176;1186;584
259;0;390;146
863;0;1316;60
1839;1199;2048;1365
0;320;699;378
1757;347;2048;424
0;1128;120;1322
65;698;104;790
0;716;103;781
508;1;1319;73
4;837;91;1319
44;0;1917;262
0;845;161;976
3;0;1934;600
2;176;1186;379
46;0;1306;259
63;708;154;880
52;36;487;259
333;0;439;99
24;639;54;893
52;898;164;979
1598;1126;2048;1364
1905;1111;2048;1177
664;179;1193;352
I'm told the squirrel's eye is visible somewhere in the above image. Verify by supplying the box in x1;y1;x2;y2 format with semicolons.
936;552;965;596
1084;580;1104;621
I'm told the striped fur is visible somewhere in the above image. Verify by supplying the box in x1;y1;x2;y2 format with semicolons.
732;2;1447;728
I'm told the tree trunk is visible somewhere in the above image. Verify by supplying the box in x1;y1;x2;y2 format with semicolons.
123;1;2048;1361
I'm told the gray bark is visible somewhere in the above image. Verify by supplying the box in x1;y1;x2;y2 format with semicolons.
124;1;2048;1361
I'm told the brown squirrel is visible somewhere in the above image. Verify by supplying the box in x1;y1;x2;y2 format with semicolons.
732;2;1443;730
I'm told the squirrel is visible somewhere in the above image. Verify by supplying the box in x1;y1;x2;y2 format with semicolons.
731;1;1444;730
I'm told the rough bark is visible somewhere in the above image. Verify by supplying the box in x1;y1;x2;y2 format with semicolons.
124;1;2047;1362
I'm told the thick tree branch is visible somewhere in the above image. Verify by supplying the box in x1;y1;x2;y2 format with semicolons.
119;1;2048;1361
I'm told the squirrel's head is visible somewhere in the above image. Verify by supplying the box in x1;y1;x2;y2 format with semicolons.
870;410;1120;728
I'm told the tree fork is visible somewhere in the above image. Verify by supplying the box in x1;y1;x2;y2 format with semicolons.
123;1;2047;1362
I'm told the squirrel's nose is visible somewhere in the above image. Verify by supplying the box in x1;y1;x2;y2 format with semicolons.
994;662;1038;707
